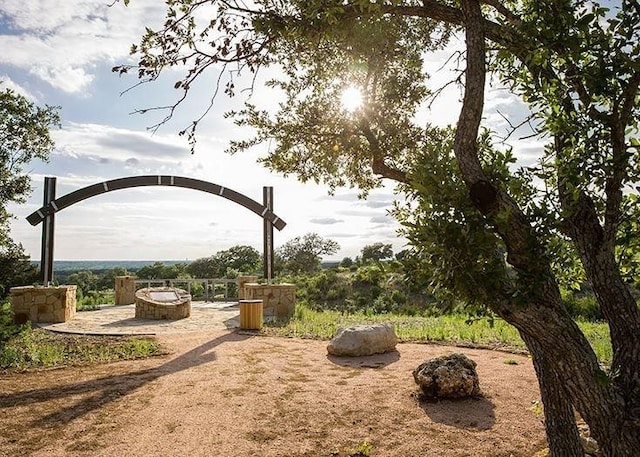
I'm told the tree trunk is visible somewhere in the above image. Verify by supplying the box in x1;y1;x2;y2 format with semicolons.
520;333;583;457
505;285;640;456
555;148;640;454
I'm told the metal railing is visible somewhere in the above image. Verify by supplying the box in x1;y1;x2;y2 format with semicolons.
134;278;238;302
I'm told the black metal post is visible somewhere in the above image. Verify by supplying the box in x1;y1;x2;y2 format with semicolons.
40;177;56;285
263;186;274;282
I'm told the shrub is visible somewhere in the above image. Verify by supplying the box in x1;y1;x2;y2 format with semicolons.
562;291;602;321
76;290;102;311
0;300;25;343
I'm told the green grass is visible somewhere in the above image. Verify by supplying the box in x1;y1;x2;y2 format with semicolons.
77;290;115;311
263;304;613;365
0;327;163;371
2;298;164;371
0;299;613;371
576;318;612;366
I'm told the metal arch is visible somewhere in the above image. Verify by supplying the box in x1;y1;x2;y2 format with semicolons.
26;175;287;230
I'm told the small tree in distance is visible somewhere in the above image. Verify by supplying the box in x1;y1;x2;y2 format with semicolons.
360;243;394;264
136;262;188;280
339;257;354;268
187;245;261;278
276;233;339;274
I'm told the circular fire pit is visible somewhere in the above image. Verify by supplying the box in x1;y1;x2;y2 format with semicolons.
135;287;191;320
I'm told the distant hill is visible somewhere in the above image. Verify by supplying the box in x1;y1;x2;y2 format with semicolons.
31;260;189;273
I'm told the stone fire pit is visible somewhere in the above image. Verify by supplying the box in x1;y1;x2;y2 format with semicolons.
135;287;191;320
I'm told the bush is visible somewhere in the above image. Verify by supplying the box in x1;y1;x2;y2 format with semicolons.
280;265;439;316
1;300;25;344
75;289;115;311
562;292;602;321
294;270;352;310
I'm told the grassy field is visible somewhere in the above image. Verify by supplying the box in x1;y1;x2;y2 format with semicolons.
263;304;613;365
1;302;612;370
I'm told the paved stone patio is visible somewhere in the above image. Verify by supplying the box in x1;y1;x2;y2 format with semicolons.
36;302;240;336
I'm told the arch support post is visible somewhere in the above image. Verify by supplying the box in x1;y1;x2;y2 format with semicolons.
263;186;274;282
40;177;56;285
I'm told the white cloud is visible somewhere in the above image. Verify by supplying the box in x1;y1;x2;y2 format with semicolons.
31;65;94;94
52;122;190;166
1;1;104;32
3;4;549;263
0;0;166;93
370;214;395;225
0;74;37;100
310;217;344;225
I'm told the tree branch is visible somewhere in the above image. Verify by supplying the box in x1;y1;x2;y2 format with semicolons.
452;0;486;186
357;117;409;184
480;0;522;26
620;70;640;128
602;70;640;249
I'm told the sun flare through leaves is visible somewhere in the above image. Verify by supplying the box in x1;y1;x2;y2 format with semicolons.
340;86;363;113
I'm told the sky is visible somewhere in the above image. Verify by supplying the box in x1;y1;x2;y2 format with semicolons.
1;0;539;262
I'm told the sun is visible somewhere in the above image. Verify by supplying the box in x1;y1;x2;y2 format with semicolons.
340;86;363;113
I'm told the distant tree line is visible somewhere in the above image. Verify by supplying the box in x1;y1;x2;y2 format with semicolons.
57;233;343;295
6;222;607;324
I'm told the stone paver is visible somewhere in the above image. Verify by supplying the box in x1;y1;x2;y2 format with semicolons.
37;302;240;336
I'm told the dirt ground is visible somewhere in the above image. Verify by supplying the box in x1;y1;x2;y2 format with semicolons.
0;330;547;457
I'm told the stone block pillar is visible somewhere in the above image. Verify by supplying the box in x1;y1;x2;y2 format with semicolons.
10;285;77;324
115;275;137;305
244;283;296;320
236;275;259;300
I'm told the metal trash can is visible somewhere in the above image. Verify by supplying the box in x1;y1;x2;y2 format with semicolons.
239;299;263;330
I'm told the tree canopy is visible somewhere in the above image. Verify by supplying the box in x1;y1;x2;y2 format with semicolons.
0;85;59;297
276;233;339;274
186;245;261;278
360;242;394;263
135;261;188;280
118;1;640;454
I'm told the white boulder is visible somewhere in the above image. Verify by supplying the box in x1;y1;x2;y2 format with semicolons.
327;323;398;357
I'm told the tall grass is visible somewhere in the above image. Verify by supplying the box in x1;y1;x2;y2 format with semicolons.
264;304;613;365
1;326;163;371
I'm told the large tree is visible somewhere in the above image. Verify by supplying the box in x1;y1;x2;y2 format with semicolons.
117;1;640;454
0;85;59;298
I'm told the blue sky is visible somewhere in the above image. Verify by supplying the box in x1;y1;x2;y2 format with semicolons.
1;1;539;261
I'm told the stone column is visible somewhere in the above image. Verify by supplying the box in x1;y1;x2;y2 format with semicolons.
115;275;137;305
244;283;296;320
236;275;259;300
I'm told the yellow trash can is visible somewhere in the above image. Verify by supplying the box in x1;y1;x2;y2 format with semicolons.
239;299;263;330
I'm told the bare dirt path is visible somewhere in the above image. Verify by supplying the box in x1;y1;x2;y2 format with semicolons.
0;330;546;456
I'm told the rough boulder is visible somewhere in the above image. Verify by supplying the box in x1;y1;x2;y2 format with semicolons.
327;323;398;357
413;353;481;399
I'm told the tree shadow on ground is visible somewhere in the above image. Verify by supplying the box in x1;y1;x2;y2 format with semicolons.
414;393;496;430
326;350;401;368
0;331;251;427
